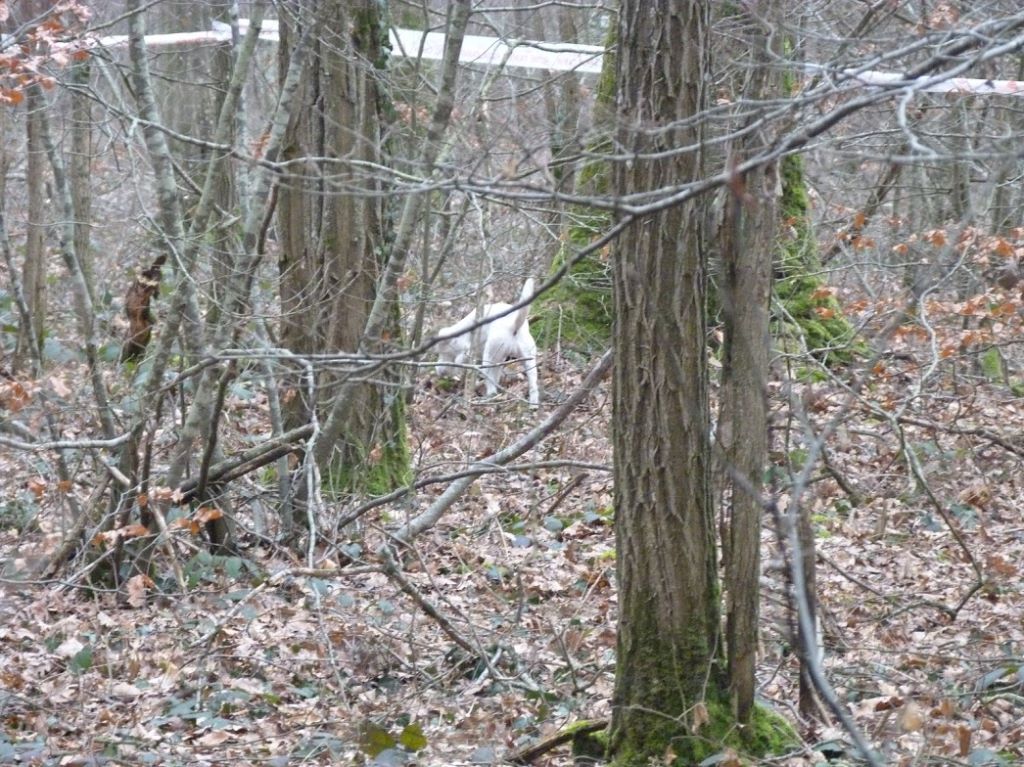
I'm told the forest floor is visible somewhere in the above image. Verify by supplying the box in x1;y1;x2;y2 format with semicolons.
2;325;1024;766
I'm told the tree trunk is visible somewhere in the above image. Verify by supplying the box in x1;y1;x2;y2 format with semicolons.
69;60;94;305
17;86;46;369
718;4;783;727
610;1;725;763
278;0;409;521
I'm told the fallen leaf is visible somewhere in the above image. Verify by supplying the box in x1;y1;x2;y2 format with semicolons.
899;701;924;732
126;574;154;608
691;701;709;732
194;506;223;524
110;682;141;700
55;637;85;658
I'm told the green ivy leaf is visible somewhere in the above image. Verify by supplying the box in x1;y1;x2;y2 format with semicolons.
70;645;93;673
359;722;396;757
398;722;427;752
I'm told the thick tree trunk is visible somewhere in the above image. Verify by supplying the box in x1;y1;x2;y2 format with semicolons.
610;1;724;763
278;0;414;525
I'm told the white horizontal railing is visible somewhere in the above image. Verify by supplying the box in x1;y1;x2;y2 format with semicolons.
45;19;1024;95
88;19;605;75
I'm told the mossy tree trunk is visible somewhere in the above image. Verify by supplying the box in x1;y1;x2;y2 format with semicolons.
531;23;615;354
775;155;859;362
609;1;726;764
277;0;409;525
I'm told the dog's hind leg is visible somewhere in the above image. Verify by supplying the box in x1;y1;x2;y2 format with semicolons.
523;356;540;407
480;338;507;398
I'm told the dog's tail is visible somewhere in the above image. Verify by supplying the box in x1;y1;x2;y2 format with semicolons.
512;277;534;334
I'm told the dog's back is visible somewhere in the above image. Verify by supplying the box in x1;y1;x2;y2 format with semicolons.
434;277;540;406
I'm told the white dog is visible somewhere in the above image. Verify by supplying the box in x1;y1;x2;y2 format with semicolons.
434;278;540;406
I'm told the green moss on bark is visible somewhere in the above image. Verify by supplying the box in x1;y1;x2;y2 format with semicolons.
609;699;796;766
532;26;616;354
775;154;861;364
531;243;613;353
324;394;412;497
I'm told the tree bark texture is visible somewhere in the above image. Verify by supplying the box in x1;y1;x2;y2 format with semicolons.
610;1;724;763
18;86;46;368
718;5;782;726
278;0;408;501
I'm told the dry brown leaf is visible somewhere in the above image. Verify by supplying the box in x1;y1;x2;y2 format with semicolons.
691;701;709;732
899;701;925;732
0;379;31;411
47;376;71;398
194;506;224;524
196;730;232;747
26;477;46;498
110;681;141;700
54;637;84;658
125;574;154;608
121;524;150;539
958;724;972;756
986;554;1017;577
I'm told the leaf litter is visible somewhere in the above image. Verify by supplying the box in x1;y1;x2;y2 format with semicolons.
1;326;1024;765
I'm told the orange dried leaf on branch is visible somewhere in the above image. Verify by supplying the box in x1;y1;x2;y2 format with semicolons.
0;378;31;411
170;516;196;532
194;506;224;524
126;574;154;608
91;524;150;546
40;17;66;34
120;256;165;363
120;524;150;539
26;477;46;497
0;87;23;105
149;486;183;504
993;238;1015;258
